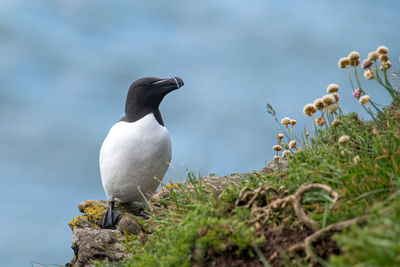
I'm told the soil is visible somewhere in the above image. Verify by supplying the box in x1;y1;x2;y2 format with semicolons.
197;224;339;267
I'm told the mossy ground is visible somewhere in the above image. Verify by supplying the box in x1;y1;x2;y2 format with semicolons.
94;98;400;266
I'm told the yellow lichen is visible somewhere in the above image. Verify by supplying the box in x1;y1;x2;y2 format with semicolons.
78;200;107;224
68;215;88;230
68;214;100;230
86;205;106;223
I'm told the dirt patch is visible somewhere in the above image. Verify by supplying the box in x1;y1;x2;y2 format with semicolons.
255;226;312;266
196;225;340;267
313;235;340;260
197;226;310;267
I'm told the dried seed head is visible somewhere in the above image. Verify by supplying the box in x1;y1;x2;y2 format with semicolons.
281;117;291;125
363;69;374;80
332;93;339;102
282;150;291;157
303;104;317;116
274;155;280;161
352;88;361;99
327;83;339;93
379;54;389;62
348;51;360;61
277;133;284;140
322;94;336;106
381;61;392;70
338;135;350;144
273;145;282;151
313;98;324;110
289;140;296;149
353;155;361;164
368;51;379;60
338;57;349;68
315;117;326;127
349;58;360;66
290;119;297;126
348;51;360;66
361;59;373;69
377;45;388;55
359;95;370;105
327;104;338;115
331;119;341;127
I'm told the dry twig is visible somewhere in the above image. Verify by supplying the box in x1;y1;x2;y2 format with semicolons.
293;183;339;231
289;216;368;263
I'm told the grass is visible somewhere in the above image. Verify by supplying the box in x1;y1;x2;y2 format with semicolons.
330;191;400;266
96;47;400;266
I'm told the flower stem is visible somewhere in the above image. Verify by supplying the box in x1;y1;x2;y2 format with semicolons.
291;125;294;142
347;67;355;90
361;104;377;123
354;66;383;115
383;69;393;90
338;105;344;117
353;67;364;93
374;64;395;98
311;114;317;138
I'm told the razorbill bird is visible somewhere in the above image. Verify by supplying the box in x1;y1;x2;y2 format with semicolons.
100;76;184;228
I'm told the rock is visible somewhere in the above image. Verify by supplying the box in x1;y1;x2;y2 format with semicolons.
259;158;289;175
195;173;248;193
67;200;143;266
66;228;128;267
117;216;142;235
151;173;248;203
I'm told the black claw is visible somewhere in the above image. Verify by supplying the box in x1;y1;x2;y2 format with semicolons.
102;201;119;228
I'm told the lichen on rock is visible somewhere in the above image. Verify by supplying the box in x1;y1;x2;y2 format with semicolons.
66;200;143;266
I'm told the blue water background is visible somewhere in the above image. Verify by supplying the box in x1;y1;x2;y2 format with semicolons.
0;0;399;265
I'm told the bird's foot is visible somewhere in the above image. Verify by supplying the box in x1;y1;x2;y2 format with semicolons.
102;200;119;228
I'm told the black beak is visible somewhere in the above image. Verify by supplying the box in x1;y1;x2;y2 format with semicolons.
152;77;184;92
171;77;184;88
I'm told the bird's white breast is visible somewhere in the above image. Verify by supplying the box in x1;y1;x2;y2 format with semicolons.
99;113;171;202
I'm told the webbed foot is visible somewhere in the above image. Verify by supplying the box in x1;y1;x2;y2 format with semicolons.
102;200;119;228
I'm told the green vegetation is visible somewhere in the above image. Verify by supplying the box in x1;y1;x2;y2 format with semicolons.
97;46;400;266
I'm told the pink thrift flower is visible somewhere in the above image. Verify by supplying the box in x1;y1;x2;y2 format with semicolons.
352;88;361;99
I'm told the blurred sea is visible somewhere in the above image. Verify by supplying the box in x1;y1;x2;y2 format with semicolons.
0;0;399;265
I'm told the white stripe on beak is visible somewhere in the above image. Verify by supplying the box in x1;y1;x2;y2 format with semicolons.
172;77;180;88
152;79;168;85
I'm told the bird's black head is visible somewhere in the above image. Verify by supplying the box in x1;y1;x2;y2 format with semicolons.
123;77;184;125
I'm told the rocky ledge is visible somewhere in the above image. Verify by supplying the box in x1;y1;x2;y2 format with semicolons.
66;200;143;266
66;159;287;266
